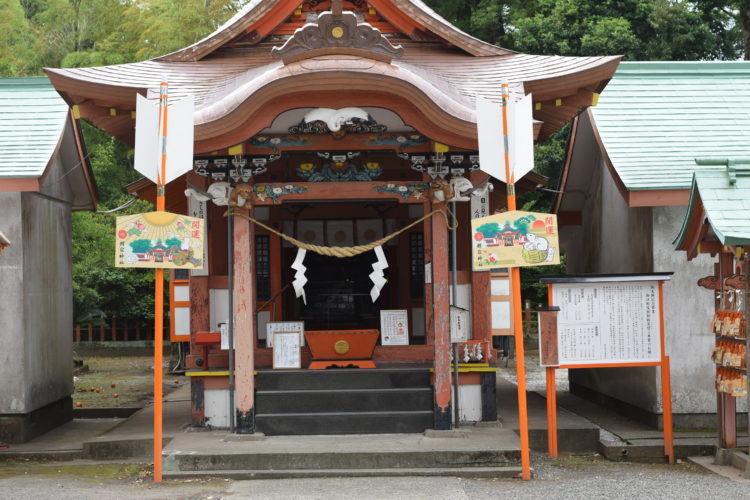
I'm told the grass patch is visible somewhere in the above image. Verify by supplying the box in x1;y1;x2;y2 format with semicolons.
0;461;151;481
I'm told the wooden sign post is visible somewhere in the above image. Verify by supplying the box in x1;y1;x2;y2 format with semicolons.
539;273;674;463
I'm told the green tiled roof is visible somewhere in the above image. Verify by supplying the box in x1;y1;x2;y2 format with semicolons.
675;165;750;248
0;77;69;179
592;61;750;191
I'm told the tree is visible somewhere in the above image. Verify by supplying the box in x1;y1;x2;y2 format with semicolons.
127;0;243;60
72;202;157;325
72;122;158;324
81;123;139;208
0;1;39;76
425;0;743;60
693;0;750;59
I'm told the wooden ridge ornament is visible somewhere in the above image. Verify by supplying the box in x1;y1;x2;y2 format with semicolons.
271;10;404;63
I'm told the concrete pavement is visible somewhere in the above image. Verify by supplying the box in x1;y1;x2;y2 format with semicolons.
0;373;745;479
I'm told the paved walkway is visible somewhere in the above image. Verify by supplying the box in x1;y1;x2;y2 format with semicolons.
1;371;747;480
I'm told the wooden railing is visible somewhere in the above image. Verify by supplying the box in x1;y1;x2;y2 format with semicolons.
74;318;167;342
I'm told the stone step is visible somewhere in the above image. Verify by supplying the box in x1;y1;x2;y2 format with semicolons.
256;388;433;414
256;368;431;391
255;410;434;436
166;448;520;472
163;466;525;480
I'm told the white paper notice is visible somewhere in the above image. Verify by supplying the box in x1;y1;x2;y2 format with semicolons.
273;332;301;369
369;245;389;302
291;248;308;305
450;306;470;342
220;323;233;350
552;282;661;365
266;321;305;348
380;309;409;345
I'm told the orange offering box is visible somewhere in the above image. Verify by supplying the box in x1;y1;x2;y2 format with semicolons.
304;329;379;369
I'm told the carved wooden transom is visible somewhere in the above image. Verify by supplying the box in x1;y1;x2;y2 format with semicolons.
272;10;404;63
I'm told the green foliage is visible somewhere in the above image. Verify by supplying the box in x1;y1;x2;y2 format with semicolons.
74;121;156;323
72;201;156;324
0;0;39;76
509;0;739;60
132;0;241;60
80;122;139;209
1;0;245;76
520;257;567;309
425;0;744;60
3;0;745;320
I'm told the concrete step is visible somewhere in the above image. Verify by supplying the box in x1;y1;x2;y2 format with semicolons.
83;437;172;459
597;439;716;462
256;388;433;414
166;448;520;472
256;368;431;390
256;410;434;436
163;466;525;480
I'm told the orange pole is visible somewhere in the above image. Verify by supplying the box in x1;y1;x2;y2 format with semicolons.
153;81;169;483
658;281;674;464
546;367;558;457
546;284;558;457
502;81;531;480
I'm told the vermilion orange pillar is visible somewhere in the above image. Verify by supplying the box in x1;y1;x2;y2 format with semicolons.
234;207;256;432
431;200;452;429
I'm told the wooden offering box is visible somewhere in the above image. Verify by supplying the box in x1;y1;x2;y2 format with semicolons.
304;330;379;369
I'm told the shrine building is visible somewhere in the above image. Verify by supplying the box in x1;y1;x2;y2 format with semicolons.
46;0;618;434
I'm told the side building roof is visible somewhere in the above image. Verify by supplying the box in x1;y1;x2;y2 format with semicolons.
557;61;750;211
591;61;750;192
0;78;70;179
674;165;750;258
0;77;97;209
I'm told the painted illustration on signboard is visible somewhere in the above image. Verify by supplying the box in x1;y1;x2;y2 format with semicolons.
115;212;205;269
471;211;560;270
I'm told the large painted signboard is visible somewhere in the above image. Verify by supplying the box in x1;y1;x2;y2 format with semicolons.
546;278;664;366
471;210;560;270
115;212;205;269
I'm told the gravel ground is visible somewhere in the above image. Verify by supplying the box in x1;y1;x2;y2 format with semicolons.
224;455;750;499
498;350;569;392
73;356;187;408
1;455;748;499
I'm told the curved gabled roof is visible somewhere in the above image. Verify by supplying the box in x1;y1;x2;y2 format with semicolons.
157;0;513;62
46;49;618;152
45;1;620;153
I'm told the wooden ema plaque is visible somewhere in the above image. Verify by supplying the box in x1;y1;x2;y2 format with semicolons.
538;307;560;366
